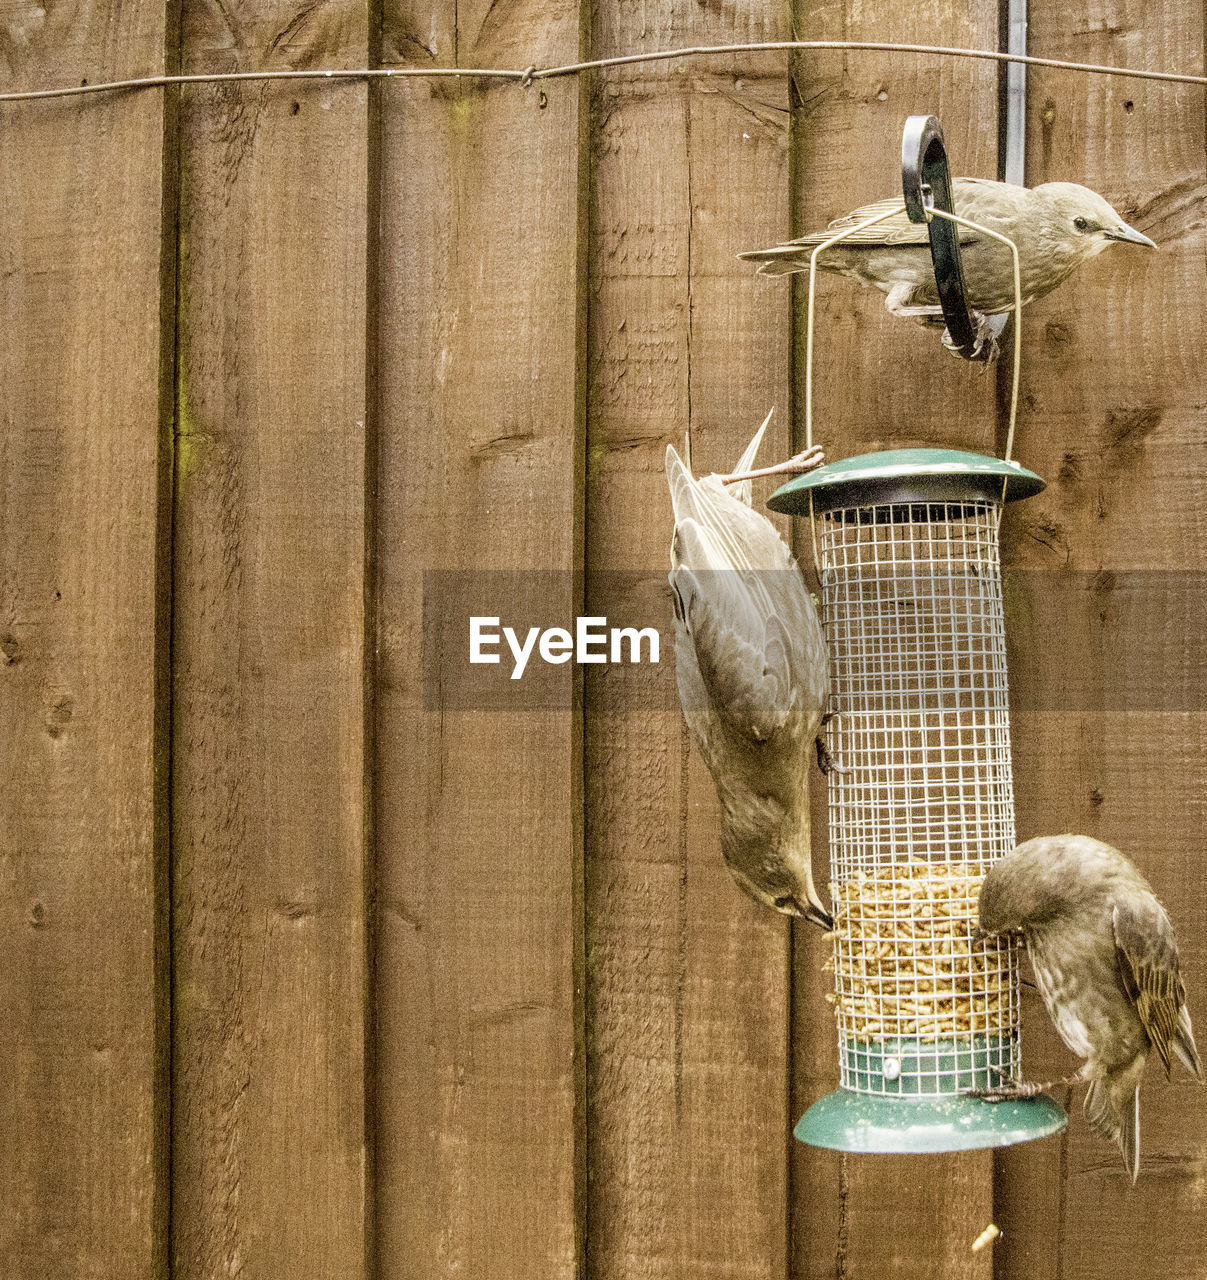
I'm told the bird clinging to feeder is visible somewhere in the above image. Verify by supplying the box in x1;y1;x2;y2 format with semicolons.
975;834;1202;1183
665;412;834;929
739;178;1155;355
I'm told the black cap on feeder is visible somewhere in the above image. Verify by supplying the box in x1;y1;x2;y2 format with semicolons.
765;117;1065;1155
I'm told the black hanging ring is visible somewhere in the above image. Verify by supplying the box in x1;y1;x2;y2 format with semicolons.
901;115;1006;362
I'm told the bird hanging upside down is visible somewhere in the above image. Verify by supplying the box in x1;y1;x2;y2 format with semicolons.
666;412;835;929
739;179;1156;358
974;834;1202;1183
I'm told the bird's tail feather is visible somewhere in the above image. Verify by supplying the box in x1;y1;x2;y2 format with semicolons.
1174;1005;1202;1080
1085;1077;1140;1184
742;256;808;278
666;465;748;575
758;260;807;277
727;408;773;507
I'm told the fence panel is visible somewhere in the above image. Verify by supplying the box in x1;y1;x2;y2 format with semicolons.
373;1;589;1275
0;14;172;1279
584;6;797;1278
169;7;372;1277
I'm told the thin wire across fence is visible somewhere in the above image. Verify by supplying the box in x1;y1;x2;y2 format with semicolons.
1;39;1206;104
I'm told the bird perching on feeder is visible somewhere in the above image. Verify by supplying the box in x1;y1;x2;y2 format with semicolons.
739;118;1156;361
768;117;1067;1152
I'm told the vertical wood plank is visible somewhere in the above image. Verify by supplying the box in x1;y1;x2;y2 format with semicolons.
585;8;796;1278
170;6;371;1277
787;6;1002;1277
0;16;172;1280
995;5;1207;1277
374;2;587;1276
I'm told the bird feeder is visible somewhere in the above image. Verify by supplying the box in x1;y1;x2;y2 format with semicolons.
759;116;1066;1152
769;452;1066;1151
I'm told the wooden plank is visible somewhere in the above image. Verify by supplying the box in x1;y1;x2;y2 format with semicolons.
373;2;587;1276
996;6;1207;1266
169;9;371;1277
0;18;172;1280
585;9;797;1278
787;4;1002;1276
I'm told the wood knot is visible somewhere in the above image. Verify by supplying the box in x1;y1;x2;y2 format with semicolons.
46;694;74;736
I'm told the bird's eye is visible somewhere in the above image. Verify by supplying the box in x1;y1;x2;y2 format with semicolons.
1073;216;1090;231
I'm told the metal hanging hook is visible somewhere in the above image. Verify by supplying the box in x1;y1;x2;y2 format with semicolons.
900;115;1009;363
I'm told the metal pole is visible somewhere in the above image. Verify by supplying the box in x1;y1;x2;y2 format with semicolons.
1004;0;1028;186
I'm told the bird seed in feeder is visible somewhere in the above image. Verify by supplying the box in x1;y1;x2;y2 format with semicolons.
828;860;1013;1043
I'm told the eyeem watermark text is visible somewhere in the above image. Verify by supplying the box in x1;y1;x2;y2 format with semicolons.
470;616;660;680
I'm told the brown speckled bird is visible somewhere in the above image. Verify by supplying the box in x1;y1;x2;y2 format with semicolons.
666;414;833;928
740;179;1155;357
976;834;1202;1182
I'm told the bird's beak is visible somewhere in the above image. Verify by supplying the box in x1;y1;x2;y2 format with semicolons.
1104;223;1157;248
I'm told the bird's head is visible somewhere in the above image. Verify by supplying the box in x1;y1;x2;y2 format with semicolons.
725;847;834;929
977;834;1123;937
1036;182;1157;258
976;839;1067;937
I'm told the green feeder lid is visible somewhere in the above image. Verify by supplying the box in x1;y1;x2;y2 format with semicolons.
766;448;1046;516
795;1088;1067;1154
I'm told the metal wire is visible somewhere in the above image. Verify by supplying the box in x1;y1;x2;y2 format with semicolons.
1;39;1205;105
820;499;1021;1096
803;204;1023;469
803;206;909;452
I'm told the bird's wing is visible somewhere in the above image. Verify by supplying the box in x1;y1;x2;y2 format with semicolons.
666;440;828;741
670;520;799;744
740;180;1008;255
820;197;952;245
1113;900;1195;1079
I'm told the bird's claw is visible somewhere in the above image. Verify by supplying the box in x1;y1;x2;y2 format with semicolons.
815;736;847;776
967;1064;1087;1102
816;713;847;776
941;311;1001;364
967;1079;1047;1102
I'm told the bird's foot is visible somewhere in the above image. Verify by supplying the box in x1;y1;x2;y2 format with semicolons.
815;734;847;776
884;283;943;320
967;1066;1088;1101
721;445;825;486
968;1078;1049;1102
941;311;1001;364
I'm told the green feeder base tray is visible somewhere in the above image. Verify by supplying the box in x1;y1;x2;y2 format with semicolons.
795;1088;1067;1154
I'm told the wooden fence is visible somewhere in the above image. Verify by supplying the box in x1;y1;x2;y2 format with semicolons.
1;0;1204;1276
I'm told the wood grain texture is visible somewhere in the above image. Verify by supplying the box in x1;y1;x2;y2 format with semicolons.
0;11;172;1279
997;3;1207;1272
373;1;588;1276
788;2;1001;1277
585;6;797;1278
170;6;371;1277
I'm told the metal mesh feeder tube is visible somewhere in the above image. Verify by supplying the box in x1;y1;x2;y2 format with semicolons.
768;449;1066;1153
